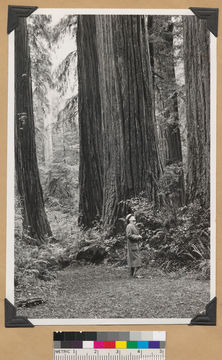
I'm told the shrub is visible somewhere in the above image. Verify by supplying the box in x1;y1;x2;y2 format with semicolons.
129;194;210;275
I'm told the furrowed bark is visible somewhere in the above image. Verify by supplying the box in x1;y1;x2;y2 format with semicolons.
78;15;160;231
77;16;104;227
183;16;210;206
15;18;52;242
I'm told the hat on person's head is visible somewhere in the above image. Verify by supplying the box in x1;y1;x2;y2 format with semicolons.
126;213;133;223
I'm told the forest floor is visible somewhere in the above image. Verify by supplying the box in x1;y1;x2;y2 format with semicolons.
16;264;210;319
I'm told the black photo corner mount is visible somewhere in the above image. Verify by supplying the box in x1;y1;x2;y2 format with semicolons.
7;5;38;34
5;298;34;328
189;7;219;37
190;297;216;326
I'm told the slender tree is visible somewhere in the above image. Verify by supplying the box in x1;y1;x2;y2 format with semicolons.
149;16;185;206
28;15;53;166
183;16;210;206
78;15;160;230
15;18;52;242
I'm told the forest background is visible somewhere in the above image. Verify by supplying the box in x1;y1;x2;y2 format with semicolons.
14;14;211;318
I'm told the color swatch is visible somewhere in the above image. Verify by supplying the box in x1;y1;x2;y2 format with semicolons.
54;331;166;342
55;340;164;349
54;332;166;349
54;333;166;360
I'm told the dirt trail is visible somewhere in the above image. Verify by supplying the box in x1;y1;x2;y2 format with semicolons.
17;265;210;319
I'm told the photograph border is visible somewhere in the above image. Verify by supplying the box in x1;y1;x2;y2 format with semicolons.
6;7;217;326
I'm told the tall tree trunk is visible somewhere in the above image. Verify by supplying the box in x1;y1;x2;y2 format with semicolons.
15;18;52;242
183;16;210;207
78;15;160;231
150;16;185;206
77;16;104;227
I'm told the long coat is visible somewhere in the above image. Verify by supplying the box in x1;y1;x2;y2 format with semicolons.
126;223;142;267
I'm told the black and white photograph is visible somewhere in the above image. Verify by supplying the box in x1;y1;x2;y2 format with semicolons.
6;8;216;324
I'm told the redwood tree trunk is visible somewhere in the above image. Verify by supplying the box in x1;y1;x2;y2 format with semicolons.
77;16;104;227
15;18;52;242
78;15;160;231
183;16;210;207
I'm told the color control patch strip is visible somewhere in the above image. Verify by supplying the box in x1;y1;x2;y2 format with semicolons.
54;340;165;349
54;332;166;360
54;331;166;342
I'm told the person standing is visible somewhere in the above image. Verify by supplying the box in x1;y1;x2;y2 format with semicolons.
126;214;143;278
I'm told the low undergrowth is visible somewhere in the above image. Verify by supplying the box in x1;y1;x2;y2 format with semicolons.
14;191;210;304
129;195;210;279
